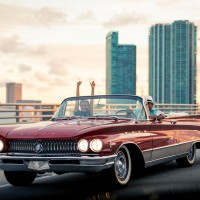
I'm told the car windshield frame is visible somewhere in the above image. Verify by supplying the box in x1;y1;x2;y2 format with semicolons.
52;94;147;120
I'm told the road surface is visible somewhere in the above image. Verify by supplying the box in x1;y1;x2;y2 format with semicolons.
1;151;200;200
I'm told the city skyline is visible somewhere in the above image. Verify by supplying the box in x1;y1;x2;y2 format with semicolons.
0;0;199;103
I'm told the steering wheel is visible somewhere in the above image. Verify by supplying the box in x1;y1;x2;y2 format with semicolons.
115;109;137;119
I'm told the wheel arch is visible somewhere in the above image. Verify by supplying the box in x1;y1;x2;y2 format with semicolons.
119;143;145;175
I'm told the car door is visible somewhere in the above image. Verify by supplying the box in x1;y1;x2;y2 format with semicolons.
175;120;199;156
150;120;177;165
128;120;152;163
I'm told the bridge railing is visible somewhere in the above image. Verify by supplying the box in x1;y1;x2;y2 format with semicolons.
0;103;199;124
0;103;60;124
155;104;200;117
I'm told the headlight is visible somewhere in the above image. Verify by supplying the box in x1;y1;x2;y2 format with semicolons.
78;139;88;152
0;139;4;151
90;139;103;152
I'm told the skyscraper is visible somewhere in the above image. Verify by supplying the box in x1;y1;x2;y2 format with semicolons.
149;20;197;104
106;31;136;95
6;82;22;103
149;24;171;103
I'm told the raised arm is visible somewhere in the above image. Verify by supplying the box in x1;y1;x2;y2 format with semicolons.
75;81;82;111
76;81;82;97
90;81;95;95
90;81;95;115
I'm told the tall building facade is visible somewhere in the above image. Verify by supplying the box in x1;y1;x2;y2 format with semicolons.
6;82;22;103
149;20;197;104
106;31;136;95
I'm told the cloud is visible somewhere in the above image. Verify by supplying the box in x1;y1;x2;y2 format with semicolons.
117;0;147;3
48;60;68;77
0;35;46;55
117;0;190;5
0;4;67;29
74;9;95;22
0;3;32;29
103;12;148;27
29;6;67;27
18;64;32;72
51;77;70;86
36;86;53;93
0;79;11;87
154;0;200;14
0;4;98;29
34;71;51;83
155;0;188;6
0;81;6;87
21;78;36;89
31;45;47;55
0;35;23;53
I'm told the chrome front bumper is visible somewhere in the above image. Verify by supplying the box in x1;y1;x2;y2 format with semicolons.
0;154;116;172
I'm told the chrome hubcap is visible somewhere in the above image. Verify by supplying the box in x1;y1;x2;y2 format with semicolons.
115;151;127;180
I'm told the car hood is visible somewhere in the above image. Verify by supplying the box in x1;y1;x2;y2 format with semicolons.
5;119;118;140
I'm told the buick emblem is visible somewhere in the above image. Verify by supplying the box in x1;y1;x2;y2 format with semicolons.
35;143;43;153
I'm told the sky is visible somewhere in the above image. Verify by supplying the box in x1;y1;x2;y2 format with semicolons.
0;0;199;104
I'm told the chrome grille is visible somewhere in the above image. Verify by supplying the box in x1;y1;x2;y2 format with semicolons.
8;140;79;156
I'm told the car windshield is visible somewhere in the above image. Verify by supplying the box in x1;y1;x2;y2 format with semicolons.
52;95;147;120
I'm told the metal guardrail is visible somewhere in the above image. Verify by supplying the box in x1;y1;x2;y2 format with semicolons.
0;103;199;124
0;103;60;124
155;104;200;115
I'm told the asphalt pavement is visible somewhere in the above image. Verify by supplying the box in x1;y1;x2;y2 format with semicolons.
0;151;200;200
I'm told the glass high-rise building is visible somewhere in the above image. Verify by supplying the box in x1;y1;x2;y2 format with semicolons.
149;24;171;103
149;20;197;104
106;31;136;95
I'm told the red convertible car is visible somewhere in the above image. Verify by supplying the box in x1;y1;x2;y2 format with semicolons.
0;94;199;187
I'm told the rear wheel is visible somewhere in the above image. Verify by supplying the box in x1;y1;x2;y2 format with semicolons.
4;171;37;186
176;144;196;167
109;145;132;187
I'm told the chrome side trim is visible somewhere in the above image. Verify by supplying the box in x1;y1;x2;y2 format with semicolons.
143;149;152;152
151;144;177;161
152;140;196;151
145;152;188;168
152;143;179;151
144;141;199;167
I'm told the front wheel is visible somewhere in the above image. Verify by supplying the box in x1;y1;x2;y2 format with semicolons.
4;171;37;186
109;145;132;187
176;144;196;167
